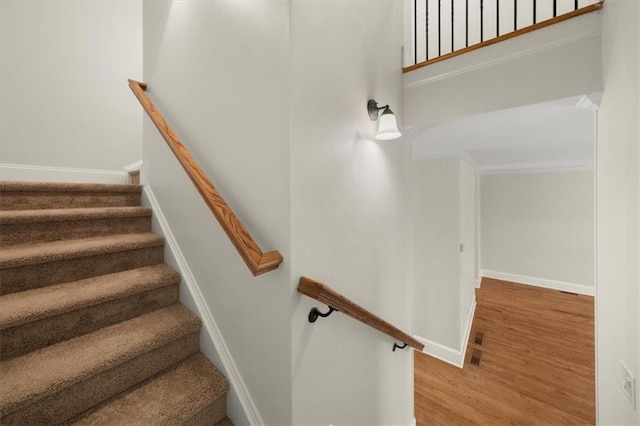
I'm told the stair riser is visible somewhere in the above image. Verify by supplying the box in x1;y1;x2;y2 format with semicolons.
186;396;228;426
0;192;142;211
0;247;164;295
0;217;152;247
0;285;179;360
1;331;200;426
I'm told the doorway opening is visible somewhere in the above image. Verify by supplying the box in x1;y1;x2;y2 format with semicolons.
410;95;597;425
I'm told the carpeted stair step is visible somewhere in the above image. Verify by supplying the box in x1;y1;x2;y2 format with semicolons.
0;206;152;246
70;353;229;425
0;233;165;295
0;264;181;360
0;181;142;210
0;304;201;426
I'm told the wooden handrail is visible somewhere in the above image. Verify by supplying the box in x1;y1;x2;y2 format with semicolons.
403;1;604;73
298;276;424;351
128;80;283;276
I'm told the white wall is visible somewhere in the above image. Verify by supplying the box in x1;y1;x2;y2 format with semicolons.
481;171;595;291
289;1;414;425
142;2;291;425
411;158;476;365
412;158;460;350
458;159;476;346
0;0;142;173
596;0;640;423
144;2;413;425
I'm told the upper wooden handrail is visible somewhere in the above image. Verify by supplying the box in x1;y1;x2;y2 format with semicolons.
128;80;283;276
298;276;424;351
403;1;604;73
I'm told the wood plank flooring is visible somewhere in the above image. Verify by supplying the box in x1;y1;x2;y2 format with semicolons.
415;278;595;425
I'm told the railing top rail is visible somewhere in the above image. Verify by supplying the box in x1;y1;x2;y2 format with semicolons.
128;79;283;276
298;276;424;351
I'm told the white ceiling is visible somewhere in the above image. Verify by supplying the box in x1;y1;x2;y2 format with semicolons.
411;95;596;174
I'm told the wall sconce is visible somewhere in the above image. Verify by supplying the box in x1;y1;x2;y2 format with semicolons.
367;99;401;140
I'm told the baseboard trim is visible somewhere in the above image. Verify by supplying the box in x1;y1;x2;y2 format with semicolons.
143;186;263;425
415;295;476;369
480;269;594;296
123;160;143;172
414;335;464;368
0;163;128;184
459;296;477;366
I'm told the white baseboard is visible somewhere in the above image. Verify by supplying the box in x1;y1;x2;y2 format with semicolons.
0;163;128;184
414;335;464;368
459;296;477;366
143;186;262;425
123;160;143;173
480;269;595;296
414;296;476;369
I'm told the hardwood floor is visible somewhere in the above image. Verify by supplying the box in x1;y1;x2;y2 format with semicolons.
415;278;595;425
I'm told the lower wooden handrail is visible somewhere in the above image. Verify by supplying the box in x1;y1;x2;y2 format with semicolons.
298;276;424;351
128;79;283;276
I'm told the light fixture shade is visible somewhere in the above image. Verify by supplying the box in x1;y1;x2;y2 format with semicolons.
376;110;401;140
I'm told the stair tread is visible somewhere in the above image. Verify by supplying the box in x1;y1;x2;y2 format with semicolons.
0;264;180;329
0;304;200;417
72;353;229;425
0;181;142;193
0;233;164;269
0;206;152;224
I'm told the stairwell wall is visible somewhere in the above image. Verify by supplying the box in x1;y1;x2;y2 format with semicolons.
142;1;291;425
0;0;142;175
596;1;640;423
143;1;413;425
289;1;414;425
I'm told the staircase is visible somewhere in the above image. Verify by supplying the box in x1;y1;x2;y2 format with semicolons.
0;181;231;425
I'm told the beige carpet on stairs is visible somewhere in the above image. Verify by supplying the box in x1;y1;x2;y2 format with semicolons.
0;181;232;425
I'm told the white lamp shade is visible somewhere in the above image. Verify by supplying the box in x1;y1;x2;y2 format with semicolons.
376;112;401;140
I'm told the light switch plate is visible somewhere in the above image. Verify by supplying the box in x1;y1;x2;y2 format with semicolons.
621;361;636;409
